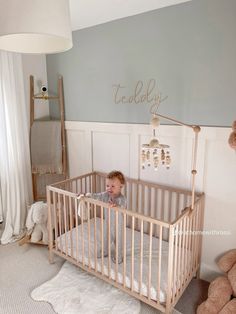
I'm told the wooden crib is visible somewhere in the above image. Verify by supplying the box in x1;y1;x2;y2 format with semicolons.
47;171;205;313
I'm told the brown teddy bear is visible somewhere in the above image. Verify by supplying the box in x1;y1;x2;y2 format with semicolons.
228;121;236;150
197;249;236;313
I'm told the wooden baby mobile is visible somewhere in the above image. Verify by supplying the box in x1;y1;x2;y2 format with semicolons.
141;94;171;171
228;120;236;151
141;95;201;210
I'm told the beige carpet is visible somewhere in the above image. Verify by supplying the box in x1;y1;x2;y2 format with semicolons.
0;241;64;314
0;241;181;313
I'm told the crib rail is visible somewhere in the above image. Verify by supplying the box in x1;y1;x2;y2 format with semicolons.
47;171;204;313
50;171;201;227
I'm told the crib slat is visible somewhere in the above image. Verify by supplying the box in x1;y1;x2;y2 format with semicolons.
176;220;183;297
178;219;186;296
94;206;97;272
148;222;153;300
58;194;63;253
52;192;58;251
193;209;198;271
97;174;100;191
157;225;162;304
123;213;127;288
166;225;175;310
108;207;111;279
139;220;143;295
81;205;85;266
101;206;104;275
92;173;96;193
154;188;158;236
199;199;205;268
173;224;179;297
137;184;143;230
194;205;199;271
131;216;135;291
74;198;79;262
134;183;139;230
115;209;118;282
69;196;73;258
47;190;53;262
196;203;201;269
88;202;91;269
63;194;68;256
187;216;193;277
181;217;187;285
75;179;78;194
85;177;87;193
184;217;190;281
190;214;195;275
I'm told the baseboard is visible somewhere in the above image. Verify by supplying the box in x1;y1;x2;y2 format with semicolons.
200;262;222;282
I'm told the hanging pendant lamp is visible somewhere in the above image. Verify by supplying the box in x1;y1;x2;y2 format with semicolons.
0;0;73;54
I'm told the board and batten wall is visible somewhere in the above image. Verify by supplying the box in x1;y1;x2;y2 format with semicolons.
65;121;236;281
44;0;236;280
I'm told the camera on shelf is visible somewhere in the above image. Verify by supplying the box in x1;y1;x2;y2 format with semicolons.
41;85;47;93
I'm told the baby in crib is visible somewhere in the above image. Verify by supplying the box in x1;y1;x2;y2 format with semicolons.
86;170;126;264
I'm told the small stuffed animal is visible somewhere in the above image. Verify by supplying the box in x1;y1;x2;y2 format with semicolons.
228;120;236;150
197;249;236;313
26;201;48;243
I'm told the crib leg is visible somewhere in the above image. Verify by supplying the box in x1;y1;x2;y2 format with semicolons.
165;304;174;314
49;249;55;264
195;268;201;279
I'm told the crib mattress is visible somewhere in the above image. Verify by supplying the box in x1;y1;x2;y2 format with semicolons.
56;218;169;303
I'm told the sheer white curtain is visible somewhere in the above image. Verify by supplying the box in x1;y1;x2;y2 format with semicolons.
0;50;32;244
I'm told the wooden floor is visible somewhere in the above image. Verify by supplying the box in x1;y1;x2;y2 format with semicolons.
175;278;209;314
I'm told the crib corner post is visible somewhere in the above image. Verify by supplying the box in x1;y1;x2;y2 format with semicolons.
48;247;55;264
47;187;55;264
166;224;175;314
195;267;201;279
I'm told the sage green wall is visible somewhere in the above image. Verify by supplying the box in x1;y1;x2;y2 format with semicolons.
47;0;236;126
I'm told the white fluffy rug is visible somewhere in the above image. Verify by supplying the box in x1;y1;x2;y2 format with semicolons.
31;261;141;314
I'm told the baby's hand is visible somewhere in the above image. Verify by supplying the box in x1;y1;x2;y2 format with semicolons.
108;200;116;207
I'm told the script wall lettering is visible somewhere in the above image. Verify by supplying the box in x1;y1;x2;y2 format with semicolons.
113;79;163;106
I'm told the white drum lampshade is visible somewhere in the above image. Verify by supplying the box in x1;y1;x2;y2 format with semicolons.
0;0;73;54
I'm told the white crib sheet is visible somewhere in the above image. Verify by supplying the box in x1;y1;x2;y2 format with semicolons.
56;218;169;303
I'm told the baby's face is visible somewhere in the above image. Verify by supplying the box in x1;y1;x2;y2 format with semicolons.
106;178;123;197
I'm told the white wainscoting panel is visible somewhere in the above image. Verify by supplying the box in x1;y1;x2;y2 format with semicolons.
65;121;236;280
66;123;93;176
92;131;130;175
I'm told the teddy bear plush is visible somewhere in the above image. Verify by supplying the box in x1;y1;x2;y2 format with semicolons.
228;120;236;150
25;201;49;243
218;250;236;297
197;249;236;313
